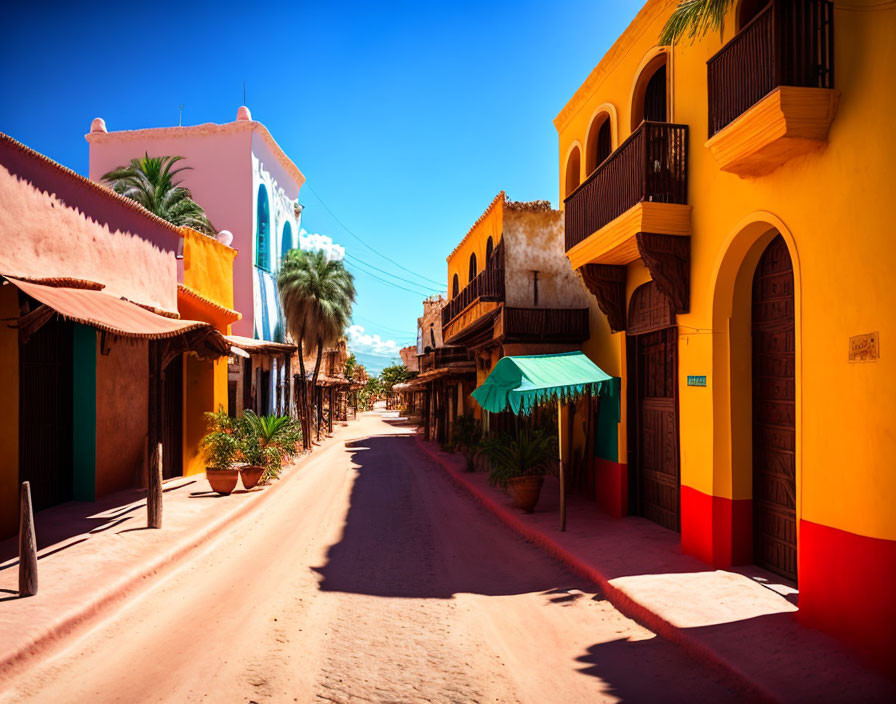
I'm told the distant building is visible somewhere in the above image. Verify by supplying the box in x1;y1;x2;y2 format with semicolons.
87;107;304;416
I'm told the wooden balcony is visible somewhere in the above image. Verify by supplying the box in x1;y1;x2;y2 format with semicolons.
706;0;837;177
441;241;505;339
564;122;690;271
499;307;589;344
418;346;470;372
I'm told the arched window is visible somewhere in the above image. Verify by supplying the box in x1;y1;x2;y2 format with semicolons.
485;236;494;261
256;185;270;270
738;0;768;29
281;221;293;263
468;253;478;282
452;274;459;298
631;54;668;129
565;146;581;198
430;326;436;349
585;113;613;174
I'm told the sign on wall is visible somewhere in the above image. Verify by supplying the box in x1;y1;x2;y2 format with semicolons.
849;332;880;363
686;375;707;387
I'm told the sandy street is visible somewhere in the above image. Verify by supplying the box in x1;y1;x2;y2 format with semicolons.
0;412;751;704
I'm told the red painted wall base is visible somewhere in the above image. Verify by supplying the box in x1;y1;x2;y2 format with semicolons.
593;457;627;518
680;485;751;568
798;519;896;669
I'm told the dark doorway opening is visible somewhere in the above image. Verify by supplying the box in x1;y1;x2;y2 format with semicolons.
162;357;183;479
19;311;74;512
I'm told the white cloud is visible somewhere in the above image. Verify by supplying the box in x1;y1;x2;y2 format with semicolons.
299;228;345;262
346;323;401;358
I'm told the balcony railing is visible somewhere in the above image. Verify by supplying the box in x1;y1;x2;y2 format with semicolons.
503;307;589;343
442;241;505;328
419;346;470;371
564;122;689;252
707;0;834;137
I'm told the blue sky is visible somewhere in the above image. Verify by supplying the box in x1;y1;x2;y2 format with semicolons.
0;0;642;374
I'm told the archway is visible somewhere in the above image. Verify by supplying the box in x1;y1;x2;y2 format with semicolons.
468;253;477;282
485;236;494;262
631;53;668;129
256;185;270;271
626;281;680;532
751;235;796;580
281;221;293;263
710;214;801;574
452;274;459;298
564;145;581;198
586;112;613;174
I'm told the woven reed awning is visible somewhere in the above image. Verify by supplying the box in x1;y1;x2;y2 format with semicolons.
224;334;297;355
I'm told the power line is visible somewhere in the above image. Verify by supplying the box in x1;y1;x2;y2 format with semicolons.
352;314;418;337
344;262;435;297
303;181;446;288
345;252;444;293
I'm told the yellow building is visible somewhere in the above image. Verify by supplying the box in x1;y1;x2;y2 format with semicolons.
556;0;895;664
442;193;592;440
176;227;241;477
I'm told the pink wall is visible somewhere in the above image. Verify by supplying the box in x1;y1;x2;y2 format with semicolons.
87;125;255;335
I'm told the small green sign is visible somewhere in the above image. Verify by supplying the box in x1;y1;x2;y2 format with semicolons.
687;375;707;387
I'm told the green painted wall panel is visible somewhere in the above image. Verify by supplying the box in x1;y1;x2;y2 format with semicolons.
72;324;96;501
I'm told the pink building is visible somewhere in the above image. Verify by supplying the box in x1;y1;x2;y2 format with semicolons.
86;107;305;343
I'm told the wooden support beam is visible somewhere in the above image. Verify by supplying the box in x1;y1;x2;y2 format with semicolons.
148;442;163;529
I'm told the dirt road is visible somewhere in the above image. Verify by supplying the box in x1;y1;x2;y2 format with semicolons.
0;412;751;703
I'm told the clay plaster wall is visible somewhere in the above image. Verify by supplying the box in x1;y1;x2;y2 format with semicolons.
503;207;590;310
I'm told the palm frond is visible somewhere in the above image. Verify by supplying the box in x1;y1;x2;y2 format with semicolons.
659;0;735;45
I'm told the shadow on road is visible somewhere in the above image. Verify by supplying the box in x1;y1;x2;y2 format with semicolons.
312;434;597;600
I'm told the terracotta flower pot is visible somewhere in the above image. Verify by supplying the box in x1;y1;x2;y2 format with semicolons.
507;475;545;513
240;465;265;490
206;468;239;495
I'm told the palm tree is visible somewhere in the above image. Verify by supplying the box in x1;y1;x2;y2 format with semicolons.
278;248;355;448
659;0;735;45
102;154;215;235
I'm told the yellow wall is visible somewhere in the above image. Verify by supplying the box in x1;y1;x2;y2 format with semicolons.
447;193;505;291
0;285;19;537
557;1;896;540
179;226;237;475
182;227;237;310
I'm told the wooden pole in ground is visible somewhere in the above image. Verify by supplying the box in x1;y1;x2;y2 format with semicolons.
18;481;38;596
558;403;566;532
148;442;163;528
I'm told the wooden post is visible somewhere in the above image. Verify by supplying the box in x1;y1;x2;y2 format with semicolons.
148;442;163;528
558;404;566;532
18;481;38;596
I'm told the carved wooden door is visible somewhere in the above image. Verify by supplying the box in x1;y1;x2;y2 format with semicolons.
627;282;680;532
752;234;797;581
635;328;680;531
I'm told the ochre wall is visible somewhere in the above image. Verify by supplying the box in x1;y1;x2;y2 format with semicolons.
557;0;896;662
447;194;504;291
95;338;148;496
182;227;237;310
0;285;19;537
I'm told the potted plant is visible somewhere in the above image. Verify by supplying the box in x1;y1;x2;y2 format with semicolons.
237;411;298;488
454;412;483;472
482;428;557;513
200;410;240;495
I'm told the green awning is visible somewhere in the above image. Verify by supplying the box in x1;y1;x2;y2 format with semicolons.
471;351;619;415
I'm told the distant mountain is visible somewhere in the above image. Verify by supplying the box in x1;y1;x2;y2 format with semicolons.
351;351;401;377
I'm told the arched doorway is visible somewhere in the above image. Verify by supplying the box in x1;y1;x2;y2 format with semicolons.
627;282;680;531
256;185;270;271
281;221;293;263
565;146;581;197
452;274;459;298
586;113;612;174
485;236;494;262
468;253;478;282
632;54;668;129
751;234;797;581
